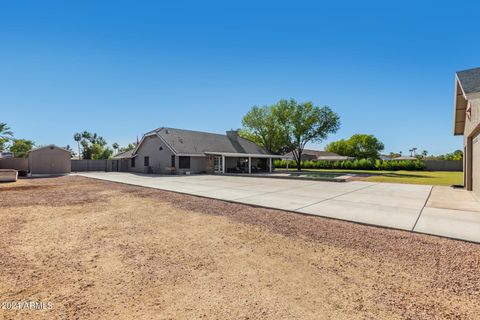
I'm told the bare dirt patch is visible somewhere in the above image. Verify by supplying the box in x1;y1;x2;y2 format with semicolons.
0;176;479;319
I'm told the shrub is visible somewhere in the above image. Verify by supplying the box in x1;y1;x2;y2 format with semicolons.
274;158;425;171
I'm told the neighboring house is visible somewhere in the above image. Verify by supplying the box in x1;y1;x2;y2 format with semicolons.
454;67;480;195
379;154;393;161
285;149;354;161
29;145;71;175
393;156;418;161
122;127;282;174
0;151;14;158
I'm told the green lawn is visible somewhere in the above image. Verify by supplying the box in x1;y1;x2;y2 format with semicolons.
287;169;463;186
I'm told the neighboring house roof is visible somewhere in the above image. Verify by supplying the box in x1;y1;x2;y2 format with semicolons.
284;149;351;161
454;67;480;135
393;156;417;160
379;155;392;160
112;149;134;159
137;127;271;156
316;155;355;161
29;144;70;154
285;149;340;158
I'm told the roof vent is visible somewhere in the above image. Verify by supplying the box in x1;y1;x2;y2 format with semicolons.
165;129;169;134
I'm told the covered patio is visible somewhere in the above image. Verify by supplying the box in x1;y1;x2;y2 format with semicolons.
204;152;284;174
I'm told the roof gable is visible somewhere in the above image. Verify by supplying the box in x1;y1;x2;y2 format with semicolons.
457;67;480;97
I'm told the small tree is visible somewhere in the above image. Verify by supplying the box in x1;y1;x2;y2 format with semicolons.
119;143;136;153
10;139;34;158
276;99;340;171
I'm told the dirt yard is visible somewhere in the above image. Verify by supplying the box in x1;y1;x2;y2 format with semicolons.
0;176;479;319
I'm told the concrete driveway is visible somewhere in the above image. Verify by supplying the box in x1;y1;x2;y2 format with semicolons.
77;172;480;243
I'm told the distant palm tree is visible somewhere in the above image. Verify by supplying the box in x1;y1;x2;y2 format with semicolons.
421;150;428;159
74;133;82;159
112;142;119;155
0;122;13;140
0;123;13;150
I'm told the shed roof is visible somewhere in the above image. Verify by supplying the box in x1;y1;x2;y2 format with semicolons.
29;144;70;154
112;149;134;159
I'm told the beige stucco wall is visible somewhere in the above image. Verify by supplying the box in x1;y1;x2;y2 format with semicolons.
473;133;480;195
175;156;207;174
133;135;207;174
463;99;480;195
29;147;71;174
131;135;175;174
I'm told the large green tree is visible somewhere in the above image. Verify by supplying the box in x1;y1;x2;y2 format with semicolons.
119;143;136;153
276;99;340;170
76;131;113;160
10;139;34;158
326;134;384;159
239;105;286;154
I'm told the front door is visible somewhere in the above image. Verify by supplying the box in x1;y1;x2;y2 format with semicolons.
214;156;223;173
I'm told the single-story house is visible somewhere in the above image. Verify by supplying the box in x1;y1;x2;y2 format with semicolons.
29;145;71;175
285;149;354;161
454;67;480;195
119;127;282;174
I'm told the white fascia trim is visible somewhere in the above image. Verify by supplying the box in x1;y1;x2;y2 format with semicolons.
204;152;284;158
176;154;207;157
154;131;177;154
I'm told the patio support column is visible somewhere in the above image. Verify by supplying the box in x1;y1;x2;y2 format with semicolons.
286;159;289;170
269;157;272;173
248;157;251;174
222;155;225;174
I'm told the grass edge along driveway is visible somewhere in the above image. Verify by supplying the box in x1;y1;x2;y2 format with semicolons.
292;169;463;186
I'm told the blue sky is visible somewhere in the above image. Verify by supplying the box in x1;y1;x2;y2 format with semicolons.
0;0;477;155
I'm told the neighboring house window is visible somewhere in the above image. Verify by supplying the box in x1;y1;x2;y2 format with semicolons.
144;156;149;167
171;155;175;167
179;156;190;169
131;158;135;167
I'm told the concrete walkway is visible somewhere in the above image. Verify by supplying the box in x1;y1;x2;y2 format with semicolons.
76;172;480;243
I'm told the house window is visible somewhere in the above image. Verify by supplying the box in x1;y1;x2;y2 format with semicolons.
171;155;176;167
179;156;190;169
131;158;135;167
144;156;149;167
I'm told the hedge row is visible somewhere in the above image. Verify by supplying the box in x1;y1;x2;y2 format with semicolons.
274;159;425;171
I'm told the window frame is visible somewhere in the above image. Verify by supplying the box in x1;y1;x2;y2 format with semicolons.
179;156;191;169
144;156;149;167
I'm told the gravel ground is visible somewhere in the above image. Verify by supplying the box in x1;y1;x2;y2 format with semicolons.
0;176;479;319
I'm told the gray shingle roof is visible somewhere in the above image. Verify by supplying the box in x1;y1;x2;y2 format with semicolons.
112;149;134;159
155;127;270;155
457;67;480;95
